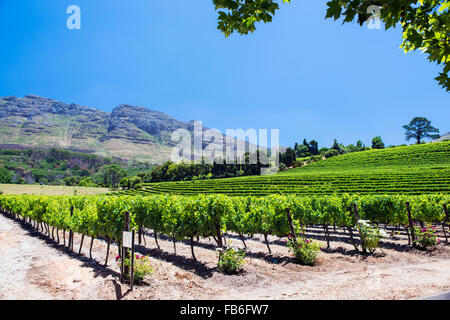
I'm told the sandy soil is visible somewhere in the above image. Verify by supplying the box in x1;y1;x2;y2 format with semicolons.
0;212;449;300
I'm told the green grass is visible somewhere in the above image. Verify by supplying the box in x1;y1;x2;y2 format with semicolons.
132;141;450;196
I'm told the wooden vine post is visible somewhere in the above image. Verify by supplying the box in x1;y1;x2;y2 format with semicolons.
215;214;223;248
286;208;297;243
120;211;135;291
69;206;74;251
405;202;416;247
122;211;131;279
353;203;366;254
443;204;449;243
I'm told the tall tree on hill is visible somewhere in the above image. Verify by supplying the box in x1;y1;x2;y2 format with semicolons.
371;136;385;149
302;139;308;147
331;139;340;151
212;1;450;91
403;117;440;144
308;140;319;155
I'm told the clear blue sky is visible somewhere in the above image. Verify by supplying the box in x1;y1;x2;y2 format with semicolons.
0;0;448;148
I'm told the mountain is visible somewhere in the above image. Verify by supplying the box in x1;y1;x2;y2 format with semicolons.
0;95;255;163
434;132;450;143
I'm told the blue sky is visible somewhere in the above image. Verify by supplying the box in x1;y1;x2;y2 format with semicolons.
0;0;448;148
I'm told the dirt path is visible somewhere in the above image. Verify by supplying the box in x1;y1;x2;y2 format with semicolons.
1;212;449;300
0;214;114;300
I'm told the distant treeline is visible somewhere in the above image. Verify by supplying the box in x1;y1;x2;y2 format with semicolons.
139;151;270;183
140;136;409;183
279;136;407;169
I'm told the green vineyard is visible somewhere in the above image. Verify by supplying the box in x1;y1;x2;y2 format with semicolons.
1;193;448;259
284;141;450;173
0;143;448;264
128;142;450;196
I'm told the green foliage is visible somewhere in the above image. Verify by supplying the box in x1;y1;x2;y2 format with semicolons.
1;193;448;259
356;220;388;254
78;177;96;187
286;231;321;265
144;152;268;183
280;148;296;167
213;0;291;37
0;148;153;187
102;165;127;188
403;117;440;144
213;0;450;91
133;142;450;197
64;176;80;186
216;245;246;274
324;148;339;159
372;136;385;149
413;224;440;248
0;167;12;183
116;252;154;283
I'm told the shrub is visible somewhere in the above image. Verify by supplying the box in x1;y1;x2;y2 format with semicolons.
216;245;246;274
116;252;154;284
356;220;388;254
413;224;440;249
286;234;321;265
324;149;339;159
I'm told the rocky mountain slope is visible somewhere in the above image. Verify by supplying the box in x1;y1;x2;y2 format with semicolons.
0;95;253;163
434;132;450;142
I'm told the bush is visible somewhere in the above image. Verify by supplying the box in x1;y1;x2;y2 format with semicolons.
324;149;339;159
116;252;154;284
78;177;96;187
0;167;12;183
413;224;440;249
356;220;388;254
286;233;321;265
216;245;246;274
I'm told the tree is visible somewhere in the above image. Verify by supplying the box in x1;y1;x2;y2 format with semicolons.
346;140;369;153
78;177;95;187
371;136;385;149
308;140;319;155
0;167;12;184
212;0;450;91
331;139;340;151
102;165;126;188
64;176;80;186
324;149;339;158
280;148;296;167
402;117;440;144
295;144;309;157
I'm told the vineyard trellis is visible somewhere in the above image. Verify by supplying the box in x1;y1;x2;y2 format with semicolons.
0;193;448;264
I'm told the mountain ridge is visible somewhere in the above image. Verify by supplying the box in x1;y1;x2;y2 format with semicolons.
0;95;256;163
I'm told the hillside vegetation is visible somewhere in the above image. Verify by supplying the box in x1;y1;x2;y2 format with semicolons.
0;148;153;186
129;142;450;196
283;142;450;173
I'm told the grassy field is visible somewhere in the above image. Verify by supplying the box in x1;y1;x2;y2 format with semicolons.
0;184;110;196
130;141;450;196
